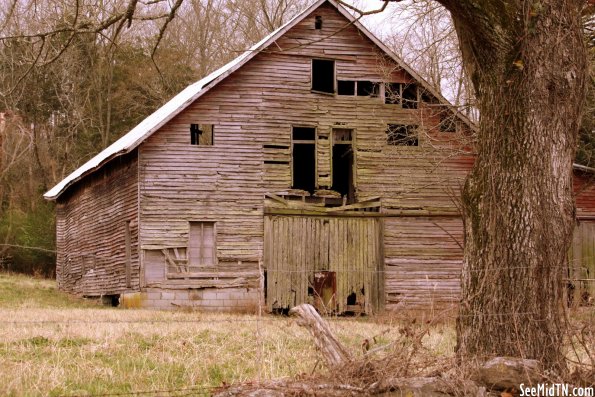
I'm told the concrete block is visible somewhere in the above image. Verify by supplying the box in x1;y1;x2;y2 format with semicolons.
201;290;219;300
145;291;162;300
216;291;232;300
161;291;175;300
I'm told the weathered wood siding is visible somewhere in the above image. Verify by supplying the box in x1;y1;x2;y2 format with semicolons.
384;217;464;310
137;3;474;310
56;152;139;296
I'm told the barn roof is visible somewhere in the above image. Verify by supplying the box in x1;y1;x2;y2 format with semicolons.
46;0;585;200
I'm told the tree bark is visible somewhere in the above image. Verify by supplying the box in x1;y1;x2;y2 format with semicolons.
435;0;587;370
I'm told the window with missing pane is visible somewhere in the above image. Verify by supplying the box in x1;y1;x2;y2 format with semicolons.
386;124;419;146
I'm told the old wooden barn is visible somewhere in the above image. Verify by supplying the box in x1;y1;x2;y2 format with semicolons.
45;0;595;313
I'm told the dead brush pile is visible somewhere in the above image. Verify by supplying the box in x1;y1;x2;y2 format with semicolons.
215;304;594;397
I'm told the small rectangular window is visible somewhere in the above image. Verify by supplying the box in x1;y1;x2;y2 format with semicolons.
311;59;335;93
387;124;419;146
315;15;323;29
401;84;418;109
337;80;355;95
190;124;214;145
357;81;379;97
188;221;216;268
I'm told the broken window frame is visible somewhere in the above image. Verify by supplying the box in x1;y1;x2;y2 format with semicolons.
311;59;336;94
190;124;214;146
337;80;381;98
186;221;217;271
384;82;418;109
356;80;380;97
291;125;318;192
386;124;419;147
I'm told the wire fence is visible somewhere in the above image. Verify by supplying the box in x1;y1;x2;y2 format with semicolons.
1;245;594;397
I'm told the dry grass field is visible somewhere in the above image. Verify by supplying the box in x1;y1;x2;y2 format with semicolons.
0;273;456;397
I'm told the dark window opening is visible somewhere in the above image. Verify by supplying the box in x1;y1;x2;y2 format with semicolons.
315;15;322;29
332;144;354;199
387;124;419;146
190;124;214;145
292;126;316;141
338;80;355;95
401;83;418;109
357;80;379;97
311;59;335;93
385;82;401;104
293;144;316;193
190;124;199;145
292;126;316;193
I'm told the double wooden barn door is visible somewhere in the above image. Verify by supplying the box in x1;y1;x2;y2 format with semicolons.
264;216;383;314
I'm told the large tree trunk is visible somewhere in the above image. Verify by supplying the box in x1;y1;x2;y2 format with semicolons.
436;0;587;370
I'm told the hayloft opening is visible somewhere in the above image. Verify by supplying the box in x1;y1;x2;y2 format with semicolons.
311;59;335;94
292;126;316;193
190;124;214;145
387;124;419;146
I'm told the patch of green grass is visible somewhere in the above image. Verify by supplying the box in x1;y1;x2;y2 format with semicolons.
0;273;95;309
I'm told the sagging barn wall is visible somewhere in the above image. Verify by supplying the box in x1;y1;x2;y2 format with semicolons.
56;151;139;296
136;2;475;311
